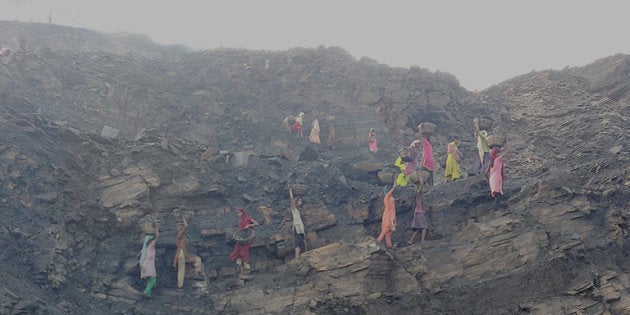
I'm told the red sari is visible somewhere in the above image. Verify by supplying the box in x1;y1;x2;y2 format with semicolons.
229;209;254;263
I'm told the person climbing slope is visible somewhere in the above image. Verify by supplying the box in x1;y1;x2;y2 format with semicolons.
139;225;159;297
326;118;336;149
173;216;202;289
309;117;321;144
394;156;409;187
420;134;435;194
292;112;305;138
282;114;295;132
487;147;508;210
229;208;260;273
288;185;307;258
444;138;462;182
408;185;428;245
474;121;491;174
377;186;397;248
403;140;421;176
367;128;378;155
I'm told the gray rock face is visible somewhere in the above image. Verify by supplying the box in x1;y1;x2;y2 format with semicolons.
0;21;628;314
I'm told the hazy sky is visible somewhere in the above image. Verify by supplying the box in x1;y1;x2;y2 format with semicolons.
2;0;630;91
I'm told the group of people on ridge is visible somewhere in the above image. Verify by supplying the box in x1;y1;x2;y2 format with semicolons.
283;112;336;149
229;184;308;273
378;128;435;247
135;113;507;297
137;215;204;297
136;183;309;297
377;118;507;248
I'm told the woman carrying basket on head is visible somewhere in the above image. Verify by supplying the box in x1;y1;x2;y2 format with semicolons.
486;147;508;210
229;208;260;273
292;112;305;138
444;137;462;182
138;224;159;297
367;128;378;155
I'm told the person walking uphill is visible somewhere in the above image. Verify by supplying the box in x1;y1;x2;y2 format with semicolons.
487;147;507;210
444;138;462;182
377;186;397;248
327;119;336;149
403;140;421;177
288;185;307;258
292;112;305;138
309;118;321;144
474;124;491;174
282;114;295;132
367;128;378;155
173;216;202;289
229;208;260;273
139;225;159;297
420;135;435;194
408;185;428;244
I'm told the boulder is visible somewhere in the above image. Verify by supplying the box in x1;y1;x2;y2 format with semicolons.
100;125;120;139
353;160;384;173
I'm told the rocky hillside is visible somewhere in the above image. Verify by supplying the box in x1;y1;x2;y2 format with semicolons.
0;22;628;314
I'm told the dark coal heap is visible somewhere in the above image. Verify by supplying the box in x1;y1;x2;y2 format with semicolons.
0;21;628;314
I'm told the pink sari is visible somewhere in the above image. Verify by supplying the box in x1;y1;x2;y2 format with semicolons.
421;138;434;170
140;240;157;278
489;152;505;196
368;131;378;152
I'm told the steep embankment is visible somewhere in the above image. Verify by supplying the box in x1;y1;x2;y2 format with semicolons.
0;22;629;314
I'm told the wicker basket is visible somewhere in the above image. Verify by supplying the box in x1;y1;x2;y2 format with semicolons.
398;147;414;162
418;122;437;135
487;134;506;148
408;169;430;185
233;228;255;244
140;221;159;234
291;184;309;195
377;171;398;184
474;117;494;130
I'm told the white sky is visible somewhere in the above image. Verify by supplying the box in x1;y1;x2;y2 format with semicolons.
2;0;630;91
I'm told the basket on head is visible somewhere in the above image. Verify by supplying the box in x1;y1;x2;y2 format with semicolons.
487;134;506;148
418;122;437;135
377;170;398;184
474;117;494;130
174;216;184;224
398;146;414;162
291;184;309;195
233;228;255;244
408;169;431;186
326;114;335;121
140;221;159;234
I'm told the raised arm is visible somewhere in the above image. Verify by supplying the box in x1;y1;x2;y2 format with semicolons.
176;217;188;239
499;148;510;158
248;218;260;229
289;185;296;209
455;143;461;158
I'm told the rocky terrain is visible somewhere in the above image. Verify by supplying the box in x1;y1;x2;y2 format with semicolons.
0;21;628;314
